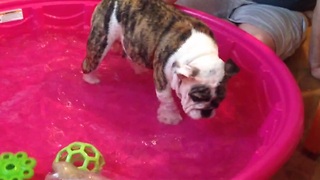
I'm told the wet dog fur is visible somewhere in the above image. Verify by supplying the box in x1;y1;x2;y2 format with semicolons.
82;0;239;124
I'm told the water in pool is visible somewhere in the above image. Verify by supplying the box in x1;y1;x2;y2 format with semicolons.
0;30;265;179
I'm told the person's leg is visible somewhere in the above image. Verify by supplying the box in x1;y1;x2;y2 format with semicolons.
176;0;248;19
238;23;276;52
229;4;308;59
309;0;320;79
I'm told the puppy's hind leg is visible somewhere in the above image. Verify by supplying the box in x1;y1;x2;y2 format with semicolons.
82;2;121;84
82;27;108;84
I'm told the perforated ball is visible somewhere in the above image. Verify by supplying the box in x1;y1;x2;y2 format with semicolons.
54;142;105;172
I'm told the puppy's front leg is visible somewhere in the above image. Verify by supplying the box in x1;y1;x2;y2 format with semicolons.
156;89;182;125
154;68;182;125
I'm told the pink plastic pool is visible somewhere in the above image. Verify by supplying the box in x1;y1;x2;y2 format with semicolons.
0;0;303;179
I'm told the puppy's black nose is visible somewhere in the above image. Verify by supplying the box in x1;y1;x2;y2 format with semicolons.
211;99;220;108
201;109;213;118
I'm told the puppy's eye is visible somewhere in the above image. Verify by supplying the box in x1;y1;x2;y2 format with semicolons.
189;85;211;102
189;94;210;102
189;94;201;102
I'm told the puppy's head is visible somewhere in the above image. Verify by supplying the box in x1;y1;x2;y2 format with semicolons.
174;58;239;119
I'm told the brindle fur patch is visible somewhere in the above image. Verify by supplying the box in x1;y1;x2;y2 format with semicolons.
82;0;115;73
82;0;215;91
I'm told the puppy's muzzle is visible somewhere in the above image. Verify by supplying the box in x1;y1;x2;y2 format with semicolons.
187;86;223;119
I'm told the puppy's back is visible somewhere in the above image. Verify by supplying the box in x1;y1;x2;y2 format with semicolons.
115;0;214;67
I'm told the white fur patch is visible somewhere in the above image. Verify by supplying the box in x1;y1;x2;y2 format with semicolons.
83;73;100;84
164;29;224;89
156;90;182;125
101;1;122;62
163;29;225;119
83;2;122;84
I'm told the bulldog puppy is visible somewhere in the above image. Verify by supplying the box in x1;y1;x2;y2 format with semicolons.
82;0;239;125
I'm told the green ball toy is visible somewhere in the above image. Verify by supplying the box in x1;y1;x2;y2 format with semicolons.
0;152;36;180
54;142;105;172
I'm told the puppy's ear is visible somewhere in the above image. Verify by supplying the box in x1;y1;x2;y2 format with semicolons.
176;65;199;79
225;59;239;78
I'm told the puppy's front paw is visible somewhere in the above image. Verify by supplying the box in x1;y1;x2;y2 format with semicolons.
83;73;100;84
157;105;182;125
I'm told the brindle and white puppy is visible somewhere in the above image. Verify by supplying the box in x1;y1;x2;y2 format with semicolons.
82;0;239;125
